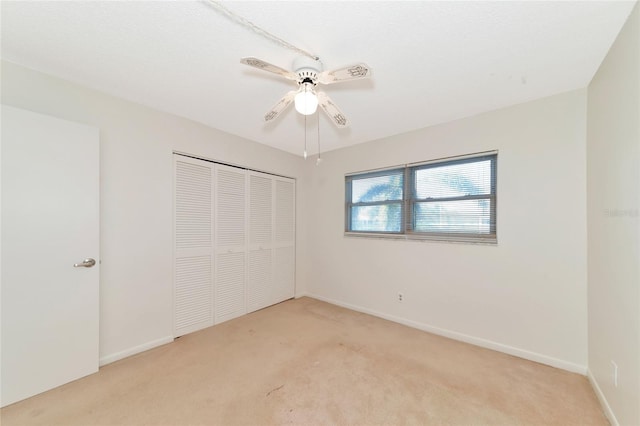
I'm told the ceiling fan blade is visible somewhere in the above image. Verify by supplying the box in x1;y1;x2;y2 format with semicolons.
264;91;296;123
317;63;371;85
240;57;297;81
316;91;349;128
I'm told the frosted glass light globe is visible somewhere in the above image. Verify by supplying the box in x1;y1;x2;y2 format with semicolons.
294;84;318;115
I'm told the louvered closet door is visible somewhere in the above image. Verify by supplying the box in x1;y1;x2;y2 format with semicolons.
174;155;214;337
214;165;247;323
273;177;296;303
247;172;273;313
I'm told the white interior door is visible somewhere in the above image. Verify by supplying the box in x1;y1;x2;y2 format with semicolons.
1;105;100;407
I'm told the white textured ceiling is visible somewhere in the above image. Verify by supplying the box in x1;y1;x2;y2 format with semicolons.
1;1;636;156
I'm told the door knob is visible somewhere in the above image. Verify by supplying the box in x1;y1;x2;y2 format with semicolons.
74;258;96;268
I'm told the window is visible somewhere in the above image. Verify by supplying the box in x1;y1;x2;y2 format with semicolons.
346;169;404;233
345;152;497;243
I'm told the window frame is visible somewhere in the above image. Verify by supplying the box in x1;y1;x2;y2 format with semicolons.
345;152;497;244
345;168;405;234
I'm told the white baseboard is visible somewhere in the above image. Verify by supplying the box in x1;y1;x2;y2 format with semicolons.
99;336;174;367
305;293;587;375
588;369;618;426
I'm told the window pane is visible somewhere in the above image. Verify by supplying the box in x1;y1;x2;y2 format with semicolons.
351;204;402;232
415;160;492;199
414;199;492;234
351;172;403;203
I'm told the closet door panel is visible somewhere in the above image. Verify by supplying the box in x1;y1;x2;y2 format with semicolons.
247;172;274;313
174;156;214;337
273;177;295;303
214;165;247;323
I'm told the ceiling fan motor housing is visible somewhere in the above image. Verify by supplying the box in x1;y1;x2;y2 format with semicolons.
293;56;323;85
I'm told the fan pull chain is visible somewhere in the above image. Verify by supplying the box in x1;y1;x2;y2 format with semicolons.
304;114;308;159
204;0;319;60
316;114;322;165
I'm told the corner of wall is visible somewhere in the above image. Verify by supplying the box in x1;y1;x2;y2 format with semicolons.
587;369;619;426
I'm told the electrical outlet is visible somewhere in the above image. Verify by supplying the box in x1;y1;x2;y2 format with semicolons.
611;361;618;387
398;292;404;302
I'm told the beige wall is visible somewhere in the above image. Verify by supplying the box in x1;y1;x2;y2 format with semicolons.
302;89;589;372
1;60;308;364
587;3;640;425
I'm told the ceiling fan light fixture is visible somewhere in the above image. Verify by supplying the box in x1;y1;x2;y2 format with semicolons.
241;56;369;127
294;83;318;115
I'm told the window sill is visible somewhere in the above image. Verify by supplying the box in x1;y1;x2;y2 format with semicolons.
344;231;497;245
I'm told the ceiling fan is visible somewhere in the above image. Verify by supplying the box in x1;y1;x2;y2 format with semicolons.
240;56;371;128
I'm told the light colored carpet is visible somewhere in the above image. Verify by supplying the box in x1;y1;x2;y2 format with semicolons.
1;297;607;425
